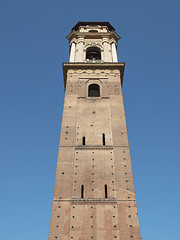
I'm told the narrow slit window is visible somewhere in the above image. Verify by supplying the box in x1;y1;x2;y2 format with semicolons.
103;133;106;145
81;185;84;198
105;184;108;198
82;137;85;145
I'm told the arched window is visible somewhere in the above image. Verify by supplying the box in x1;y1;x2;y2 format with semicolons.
88;84;100;97
105;184;108;198
86;47;101;60
81;185;84;198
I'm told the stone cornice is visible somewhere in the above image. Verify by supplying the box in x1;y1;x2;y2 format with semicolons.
71;22;115;31
63;62;125;88
67;31;120;43
53;199;136;204
75;146;113;150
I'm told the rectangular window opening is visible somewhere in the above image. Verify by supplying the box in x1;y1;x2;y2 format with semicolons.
103;133;106;146
105;184;108;198
81;185;84;198
82;137;86;145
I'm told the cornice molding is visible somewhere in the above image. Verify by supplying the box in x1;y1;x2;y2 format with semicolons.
63;62;125;88
67;31;120;42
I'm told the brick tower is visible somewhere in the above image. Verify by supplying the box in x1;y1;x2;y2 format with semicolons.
48;22;141;240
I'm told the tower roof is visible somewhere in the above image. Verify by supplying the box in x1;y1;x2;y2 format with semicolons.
72;22;115;31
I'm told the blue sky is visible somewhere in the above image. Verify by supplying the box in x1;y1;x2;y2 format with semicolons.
0;0;180;239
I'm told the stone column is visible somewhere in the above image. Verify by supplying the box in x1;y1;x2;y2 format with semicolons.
69;42;76;62
111;42;118;62
103;39;111;62
75;38;84;62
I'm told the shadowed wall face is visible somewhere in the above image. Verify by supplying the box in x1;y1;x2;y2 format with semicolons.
48;22;141;240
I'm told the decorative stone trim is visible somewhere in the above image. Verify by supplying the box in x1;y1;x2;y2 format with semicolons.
75;146;113;150
53;199;136;203
84;43;103;51
71;198;117;205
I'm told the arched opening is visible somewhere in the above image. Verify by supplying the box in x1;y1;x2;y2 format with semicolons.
102;133;106;146
105;184;108;198
88;84;100;97
86;47;101;60
81;185;84;198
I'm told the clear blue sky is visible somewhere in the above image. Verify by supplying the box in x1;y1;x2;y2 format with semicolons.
0;0;180;239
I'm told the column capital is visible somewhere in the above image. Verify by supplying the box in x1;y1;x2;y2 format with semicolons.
77;37;85;44
70;38;77;45
110;39;117;45
102;38;110;44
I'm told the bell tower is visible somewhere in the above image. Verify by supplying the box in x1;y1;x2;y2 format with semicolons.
68;22;118;63
48;22;141;240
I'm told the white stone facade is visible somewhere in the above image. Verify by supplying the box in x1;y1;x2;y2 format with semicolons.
68;24;119;63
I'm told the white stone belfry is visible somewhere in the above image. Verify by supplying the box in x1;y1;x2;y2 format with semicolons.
67;22;120;63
